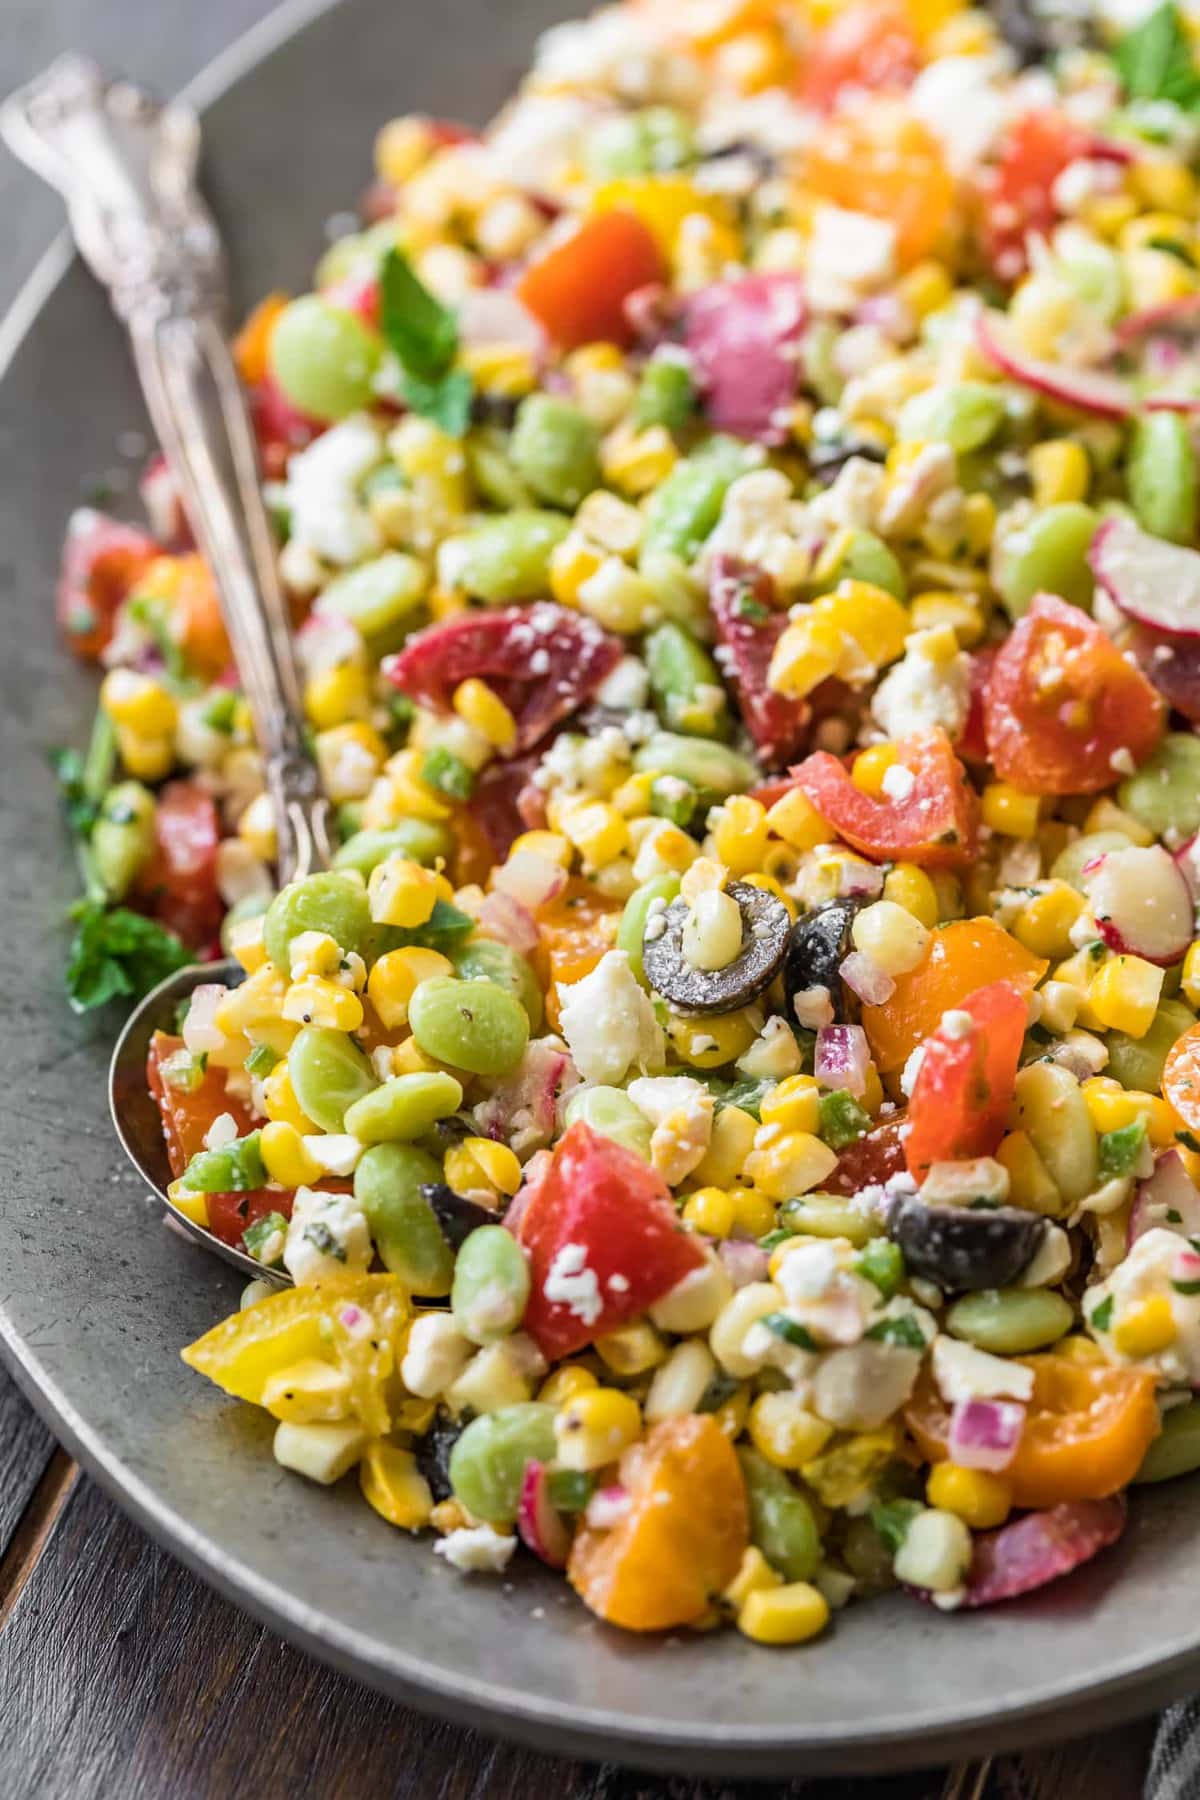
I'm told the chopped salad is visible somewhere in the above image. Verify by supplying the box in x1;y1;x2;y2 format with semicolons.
53;0;1200;1642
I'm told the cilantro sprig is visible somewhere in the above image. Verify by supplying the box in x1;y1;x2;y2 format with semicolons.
1115;3;1200;111
65;899;190;1014
379;248;474;435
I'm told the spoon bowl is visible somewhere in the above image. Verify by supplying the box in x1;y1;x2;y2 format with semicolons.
107;955;282;1286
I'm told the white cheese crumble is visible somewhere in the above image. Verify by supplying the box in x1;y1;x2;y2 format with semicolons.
203;1112;239;1152
556;949;664;1084
284;415;383;565
870;629;971;744
544;1242;604;1326
881;763;917;803
434;1526;518;1574
302;1134;363;1178
283;1187;372;1285
806;206;897;315
931;1334;1035;1404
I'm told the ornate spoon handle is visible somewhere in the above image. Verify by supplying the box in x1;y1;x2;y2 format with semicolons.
1;55;334;884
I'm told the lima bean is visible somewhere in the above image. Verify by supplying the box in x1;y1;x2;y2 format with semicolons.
1050;830;1133;892
1133;1399;1200;1484
778;1194;879;1248
333;821;453;877
451;938;543;1031
993;502;1099;620
1128;412;1197;545
1119;734;1200;842
408;975;529;1076
945;1287;1074;1354
91;780;156;901
563;1085;653;1160
451;1225;532;1344
448;1403;558;1523
633;731;756;797
640;437;754;564
819;528;907;601
510;395;601;510
265;871;373;970
450;512;570;603
897;382;1006;454
465;427;533;511
584;106;695;178
738;1447;821;1582
617;873;682;986
269;295;382;422
343;1070;464;1144
288;1027;379;1134
314;551;428;654
354;1142;453;1294
644;623;729;738
1012;1061;1097;1207
1107;997;1196;1092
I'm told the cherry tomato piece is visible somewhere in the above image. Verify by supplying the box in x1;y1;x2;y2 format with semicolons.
799;0;920;111
825;1116;908;1196
135;782;222;951
515;211;666;351
980;111;1090;283
1163;1021;1200;1130
517;1122;706;1360
709;557;811;767
862;917;1047;1073
984;594;1165;796
57;511;160;661
792;728;979;869
904;980;1029;1180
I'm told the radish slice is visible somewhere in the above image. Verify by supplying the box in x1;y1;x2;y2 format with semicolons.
1129;1149;1200;1248
718;1237;771;1287
477;889;540;956
975;313;1136;420
1128;624;1200;725
1176;833;1200;901
516;1460;571;1568
1090;514;1200;638
959;1496;1126;1608
1083;844;1193;967
1115;292;1200;350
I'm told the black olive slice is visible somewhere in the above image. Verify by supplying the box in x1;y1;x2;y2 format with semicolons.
782;899;863;1027
419;1181;499;1249
413;1411;463;1501
641;879;791;1014
885;1194;1047;1293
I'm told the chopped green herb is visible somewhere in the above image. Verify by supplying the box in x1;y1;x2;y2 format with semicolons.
382;897;476;949
697;1371;742;1414
854;1239;905;1300
1090;1295;1115;1333
244;1043;281;1079
421;745;475;801
1147;235;1197;264
243;1211;288;1266
379;248;474;433
869;1497;923;1555
1115;3;1200;111
761;1311;817;1351
1173;1274;1200;1295
718;1076;773;1121
50;748;100;839
65;900;190;1013
403;368;475;437
546;1469;596;1512
759;1227;792;1252
865;1314;927;1350
304;1221;347;1261
1098;1118;1148;1180
1167;1207;1184;1224
1177;1129;1200;1154
820;1088;872;1150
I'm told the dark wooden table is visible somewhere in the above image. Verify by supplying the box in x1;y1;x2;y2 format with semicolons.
0;5;1165;1795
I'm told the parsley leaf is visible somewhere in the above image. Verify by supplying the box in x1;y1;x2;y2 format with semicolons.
1115;2;1200;110
64;900;190;1013
402;368;474;437
380;248;460;381
1090;1294;1115;1334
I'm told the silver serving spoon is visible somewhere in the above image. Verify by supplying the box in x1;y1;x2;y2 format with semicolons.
2;56;336;1283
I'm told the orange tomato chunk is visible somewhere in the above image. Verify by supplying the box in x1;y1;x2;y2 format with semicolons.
1164;1021;1200;1132
861;917;1047;1073
539;881;621;1029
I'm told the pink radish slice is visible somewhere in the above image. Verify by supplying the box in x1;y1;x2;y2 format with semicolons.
1129;1149;1200;1248
516;1461;572;1568
1115;292;1200;350
1128;625;1200;725
1176;833;1200;901
1090;514;1200;639
959;1496;1127;1608
1082;844;1193;966
975;313;1135;420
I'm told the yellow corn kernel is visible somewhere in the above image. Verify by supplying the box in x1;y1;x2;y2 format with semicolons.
1183;941;1200;1009
314;722;388;804
995;1130;1062;1215
453;677;518;752
1125;245;1196;312
1080;191;1139;240
549;533;604;608
882;863;939;929
367;854;451;928
690;1106;758;1190
926;1463;1012;1530
1122;208;1193;253
260;1120;322;1188
1028;438;1090;508
896;259;954;320
235;792;277;863
909;590;985;647
554;1387;642;1471
981;782;1041;839
444;1135;522;1201
611;771;655;819
1088;955;1165;1038
748;1392;834;1471
767;616;845;700
723;1547;783;1610
458;341;537;398
666;1006;760;1069
1082;796;1155;848
765;786;830;853
962;490;996;556
1012;882;1084;960
360;1442;435;1531
375;114;434;183
228;914;269;975
744;1130;837;1202
1113;1295;1177;1358
851;900;930;977
601;423;678;497
367;946;454;1030
1130;160;1197;216
282;976;365;1033
851;743;899;799
101;668;178;737
860;1062;884;1117
711;1384;751;1440
559;799;629;868
595;1320;667;1377
115;727;174;782
1054;1333;1106;1365
813;581;910;669
304;660;369;729
710;795;769;875
168;1184;210;1228
681;1186;736;1238
730;1186;778;1237
760;1074;821;1136
737;1581;829;1646
1081;1077;1175;1147
537;1364;598;1405
509;830;573;868
576;555;658;633
260;1066;315;1137
213;965;286;1038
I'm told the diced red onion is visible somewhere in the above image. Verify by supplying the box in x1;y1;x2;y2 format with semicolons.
837;859;884;899
477;889;540;956
814;1024;871;1097
491;849;567;910
718;1238;770;1287
948;1398;1026;1472
181;983;228;1054
839;950;895;1007
585;1484;633;1530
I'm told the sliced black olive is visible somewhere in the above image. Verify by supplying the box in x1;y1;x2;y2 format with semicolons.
413;1412;463;1502
419;1181;498;1249
884;1195;1047;1293
983;0;1093;66
782;899;863;1027
809;437;887;486
642;880;791;1014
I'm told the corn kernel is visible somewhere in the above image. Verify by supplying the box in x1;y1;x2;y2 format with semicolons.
234;792;276;863
444;1135;522;1201
459;341;538;398
261;1063;319;1135
882;863;939;929
1081;1077;1175;1147
360;1442;435;1531
304;661;370;730
690;1107;758;1190
765;787;831;853
981;782;1041;839
510;829;573;868
851;743;899;799
1130;159;1197;216
665;1006;760;1068
554;1387;642;1471
926;1463;1012;1529
813;581;910;668
1125;245;1195;312
260;1120;322;1188
169;1184;210;1228
744;1128;836;1202
748;1392;834;1470
453;677;518;752
559;798;629;868
727;1186;775;1237
1028;438;1090;508
1088;955;1165;1038
1012;882;1084;959
101;668;178;737
1182;941;1200;1009
367;946;455;1030
737;1581;829;1646
213;965;287;1037
282;976;365;1032
537;1364;598;1405
710;795;769;875
909;590;985;647
611;771;655;819
851;900;930;977
682;1186;737;1238
760;1075;821;1135
962;490;996;555
375;114;434;184
1053;1333;1106;1365
1113;1295;1177;1358
896;259;953;319
228;914;269;975
767;616;846;700
1083;797;1155;848
995;1130;1062;1215
723;1547;783;1610
595;1320;667;1376
367;853;451;928
314;722;388;803
601;423;678;496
